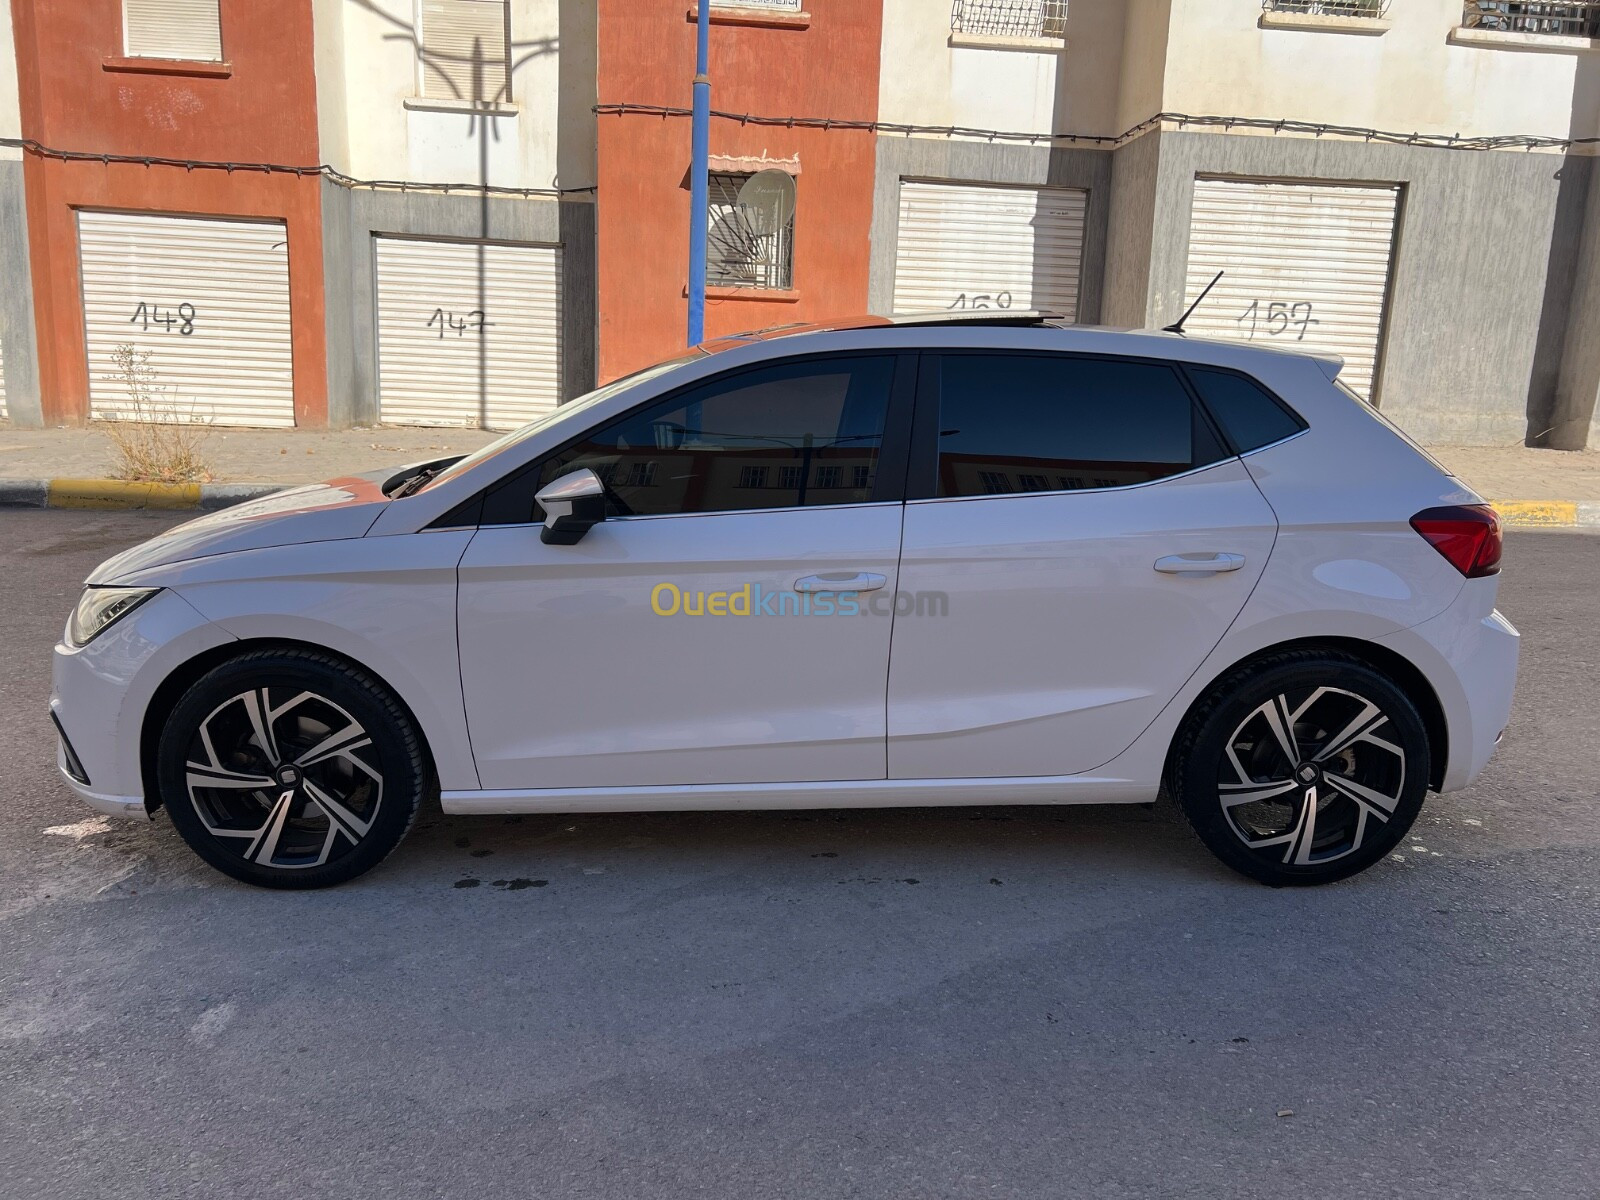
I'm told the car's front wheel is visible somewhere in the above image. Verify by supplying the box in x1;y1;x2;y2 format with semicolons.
1168;649;1430;886
156;649;426;889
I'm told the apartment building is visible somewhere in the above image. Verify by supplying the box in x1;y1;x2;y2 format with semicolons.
0;0;1597;448
871;0;1599;449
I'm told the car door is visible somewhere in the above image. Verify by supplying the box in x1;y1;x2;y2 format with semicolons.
887;351;1279;780
456;352;914;791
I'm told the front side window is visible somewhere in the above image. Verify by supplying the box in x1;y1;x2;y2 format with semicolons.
418;0;511;105
933;355;1223;499
124;0;222;61
534;357;897;518
708;172;796;291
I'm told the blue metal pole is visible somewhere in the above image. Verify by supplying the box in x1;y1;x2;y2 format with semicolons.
687;2;711;346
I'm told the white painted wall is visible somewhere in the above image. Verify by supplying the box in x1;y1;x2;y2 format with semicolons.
880;0;1593;145
1164;0;1589;144
0;0;22;156
314;0;595;191
878;0;1127;140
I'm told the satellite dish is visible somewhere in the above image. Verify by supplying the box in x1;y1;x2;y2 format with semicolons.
736;169;797;229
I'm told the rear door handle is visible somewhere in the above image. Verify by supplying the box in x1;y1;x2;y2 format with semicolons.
794;572;888;593
1154;553;1245;575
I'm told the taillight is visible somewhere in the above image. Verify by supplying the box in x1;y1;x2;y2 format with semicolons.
1410;505;1503;578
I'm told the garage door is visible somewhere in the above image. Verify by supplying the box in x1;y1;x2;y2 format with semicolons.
893;181;1086;319
374;237;562;429
1182;179;1400;401
79;212;295;426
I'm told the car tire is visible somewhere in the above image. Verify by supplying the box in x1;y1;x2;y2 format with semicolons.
156;648;427;889
1167;649;1430;887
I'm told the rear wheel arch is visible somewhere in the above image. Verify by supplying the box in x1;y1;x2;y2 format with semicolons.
139;638;439;814
1170;636;1448;791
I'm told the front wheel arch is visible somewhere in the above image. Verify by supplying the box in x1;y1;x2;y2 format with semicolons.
139;638;439;815
1168;636;1449;792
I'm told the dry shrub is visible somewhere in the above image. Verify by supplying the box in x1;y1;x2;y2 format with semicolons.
101;344;214;483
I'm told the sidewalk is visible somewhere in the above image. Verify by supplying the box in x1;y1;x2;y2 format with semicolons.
1;420;1597;524
0;424;498;487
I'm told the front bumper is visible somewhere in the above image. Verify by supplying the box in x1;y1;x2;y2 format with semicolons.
50;588;235;818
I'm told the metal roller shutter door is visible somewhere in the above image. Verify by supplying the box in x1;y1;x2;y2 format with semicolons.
1182;179;1400;401
892;181;1086;319
374;237;562;430
79;212;295;427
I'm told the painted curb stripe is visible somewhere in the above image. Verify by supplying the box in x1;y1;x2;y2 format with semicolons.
47;479;204;510
0;480;282;510
1489;500;1581;528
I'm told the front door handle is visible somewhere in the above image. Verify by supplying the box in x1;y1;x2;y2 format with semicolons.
1154;553;1245;575
794;572;888;593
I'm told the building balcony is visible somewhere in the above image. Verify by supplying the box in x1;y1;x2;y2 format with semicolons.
1259;0;1391;34
950;0;1068;41
1455;1;1600;49
1263;0;1389;15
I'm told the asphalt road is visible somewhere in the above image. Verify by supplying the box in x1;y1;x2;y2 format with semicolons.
2;510;1598;1200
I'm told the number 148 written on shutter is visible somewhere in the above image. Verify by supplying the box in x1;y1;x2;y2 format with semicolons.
129;302;197;336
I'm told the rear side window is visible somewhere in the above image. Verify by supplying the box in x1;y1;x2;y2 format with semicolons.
1187;368;1306;454
934;354;1224;498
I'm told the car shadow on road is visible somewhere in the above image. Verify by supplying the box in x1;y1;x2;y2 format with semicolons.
376;799;1244;895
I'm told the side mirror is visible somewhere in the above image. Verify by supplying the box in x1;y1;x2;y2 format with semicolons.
536;468;608;545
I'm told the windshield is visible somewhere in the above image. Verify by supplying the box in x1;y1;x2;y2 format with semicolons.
419;352;705;492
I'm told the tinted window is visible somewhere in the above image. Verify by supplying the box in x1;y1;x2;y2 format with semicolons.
935;355;1220;498
1188;368;1305;453
535;356;895;517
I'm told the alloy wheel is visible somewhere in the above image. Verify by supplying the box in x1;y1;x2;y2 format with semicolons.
1216;685;1407;868
183;687;384;871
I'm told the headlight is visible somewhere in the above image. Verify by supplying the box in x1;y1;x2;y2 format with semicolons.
67;587;159;648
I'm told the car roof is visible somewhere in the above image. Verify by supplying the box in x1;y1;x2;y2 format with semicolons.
696;312;1346;380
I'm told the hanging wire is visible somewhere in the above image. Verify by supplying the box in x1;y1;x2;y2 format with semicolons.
0;135;597;197
592;105;1597;153
2;103;1590;188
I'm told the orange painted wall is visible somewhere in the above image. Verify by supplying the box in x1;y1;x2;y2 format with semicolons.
594;0;884;382
10;0;327;425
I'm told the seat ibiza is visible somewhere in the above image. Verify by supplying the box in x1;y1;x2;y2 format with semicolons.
51;316;1518;888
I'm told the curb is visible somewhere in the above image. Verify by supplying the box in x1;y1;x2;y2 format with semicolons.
1491;500;1600;529
1;478;1598;526
0;478;282;511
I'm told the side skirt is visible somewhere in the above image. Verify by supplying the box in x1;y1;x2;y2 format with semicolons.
440;775;1159;815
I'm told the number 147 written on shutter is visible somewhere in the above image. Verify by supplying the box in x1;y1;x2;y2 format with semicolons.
427;309;494;338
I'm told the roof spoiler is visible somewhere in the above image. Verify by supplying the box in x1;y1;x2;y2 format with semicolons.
1313;354;1345;381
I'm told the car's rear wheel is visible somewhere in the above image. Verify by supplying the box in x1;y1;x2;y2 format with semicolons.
1168;650;1430;886
156;649;426;889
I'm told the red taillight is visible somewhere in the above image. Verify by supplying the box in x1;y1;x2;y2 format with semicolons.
1410;505;1503;578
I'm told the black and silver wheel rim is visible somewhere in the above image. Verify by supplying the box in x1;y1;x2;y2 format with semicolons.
184;688;383;871
1217;686;1407;868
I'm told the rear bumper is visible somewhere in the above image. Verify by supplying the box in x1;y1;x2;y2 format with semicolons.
1377;578;1519;792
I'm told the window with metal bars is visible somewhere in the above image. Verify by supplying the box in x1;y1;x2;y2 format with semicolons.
417;0;511;105
1461;0;1600;35
124;0;223;61
950;0;1067;38
707;173;797;291
1263;0;1388;16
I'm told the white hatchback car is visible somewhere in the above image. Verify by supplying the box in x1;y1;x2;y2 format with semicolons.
52;316;1518;889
